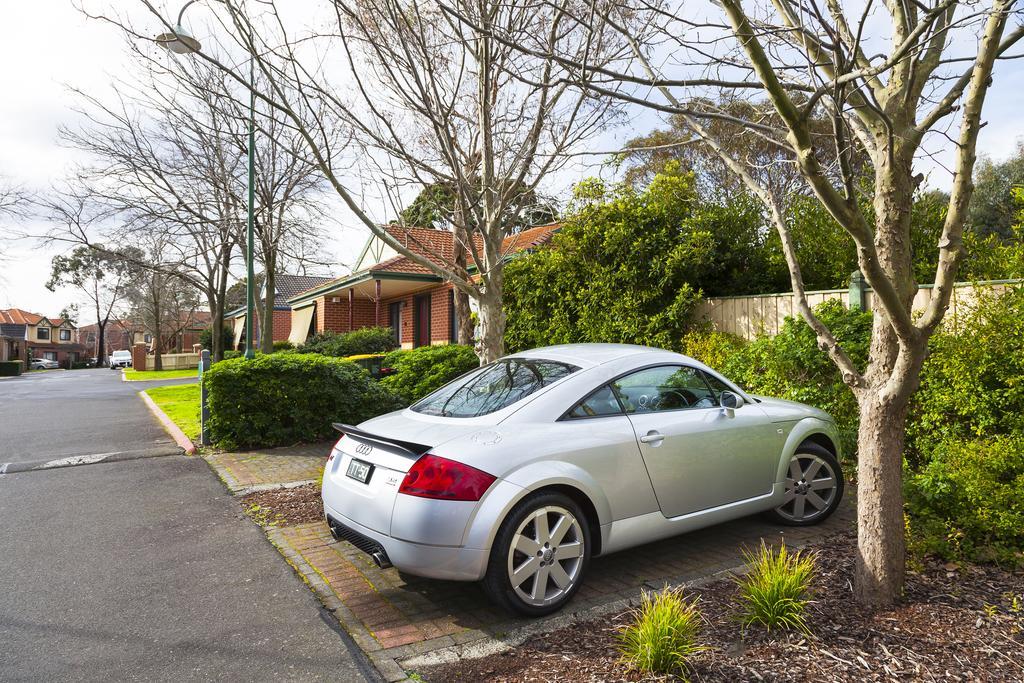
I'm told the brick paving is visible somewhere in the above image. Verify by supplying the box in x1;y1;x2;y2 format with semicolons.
203;442;331;493
269;500;855;681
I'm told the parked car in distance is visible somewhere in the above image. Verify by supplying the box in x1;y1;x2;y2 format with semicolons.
322;343;845;616
109;350;133;369
29;358;60;370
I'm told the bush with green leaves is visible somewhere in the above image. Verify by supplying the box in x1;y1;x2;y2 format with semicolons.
222;350;242;360
735;541;816;633
0;360;23;376
618;588;706;677
679;327;746;373
204;353;403;449
905;435;1024;567
712;299;869;458
301;327;397;357
380;345;479;404
272;340;294;352
908;285;1024;465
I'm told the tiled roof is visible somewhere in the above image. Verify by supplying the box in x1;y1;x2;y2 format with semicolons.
273;274;334;306
0;308;43;325
371;223;560;275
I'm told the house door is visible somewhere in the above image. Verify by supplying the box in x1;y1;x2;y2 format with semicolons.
413;294;431;348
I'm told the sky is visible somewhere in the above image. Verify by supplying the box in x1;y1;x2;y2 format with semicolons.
0;1;1021;317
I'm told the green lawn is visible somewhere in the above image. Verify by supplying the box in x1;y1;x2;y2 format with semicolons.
145;383;201;441
124;368;199;381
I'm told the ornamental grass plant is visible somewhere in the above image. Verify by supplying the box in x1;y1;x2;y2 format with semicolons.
618;587;706;678
735;540;816;634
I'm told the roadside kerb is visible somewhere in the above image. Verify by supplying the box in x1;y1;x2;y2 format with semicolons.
139;389;197;454
0;446;183;475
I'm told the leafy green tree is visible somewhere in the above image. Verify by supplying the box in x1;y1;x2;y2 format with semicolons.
46;246;138;366
505;164;776;351
969;142;1024;239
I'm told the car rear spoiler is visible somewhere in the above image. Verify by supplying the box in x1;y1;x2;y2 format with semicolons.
332;423;432;458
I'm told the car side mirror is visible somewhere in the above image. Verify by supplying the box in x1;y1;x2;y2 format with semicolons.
720;391;744;417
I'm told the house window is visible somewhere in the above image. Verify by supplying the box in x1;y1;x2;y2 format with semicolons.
413;294;431;348
60;329;71;341
37;327;50;340
87;333;96;343
388;302;402;344
448;289;457;343
44;351;57;361
144;334;152;343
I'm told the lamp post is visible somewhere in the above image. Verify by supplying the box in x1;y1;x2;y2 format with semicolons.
157;1;257;359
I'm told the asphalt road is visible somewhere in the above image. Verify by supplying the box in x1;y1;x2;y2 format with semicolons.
0;370;378;681
0;368;190;464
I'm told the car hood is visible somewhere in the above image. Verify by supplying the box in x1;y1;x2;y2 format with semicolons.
751;396;833;423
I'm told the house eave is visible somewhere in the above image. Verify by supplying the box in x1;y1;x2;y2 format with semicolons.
287;270;442;306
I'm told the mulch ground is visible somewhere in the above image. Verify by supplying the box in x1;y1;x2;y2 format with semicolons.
422;533;1024;682
239;483;324;527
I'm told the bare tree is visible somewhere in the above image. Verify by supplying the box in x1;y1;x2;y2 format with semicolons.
506;0;1023;605
103;0;631;362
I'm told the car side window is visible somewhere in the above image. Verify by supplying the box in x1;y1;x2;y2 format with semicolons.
565;385;623;419
701;371;732;404
611;365;719;414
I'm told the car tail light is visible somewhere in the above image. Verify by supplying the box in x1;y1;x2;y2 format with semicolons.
399;454;496;501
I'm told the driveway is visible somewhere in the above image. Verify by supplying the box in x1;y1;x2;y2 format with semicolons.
0;368;378;681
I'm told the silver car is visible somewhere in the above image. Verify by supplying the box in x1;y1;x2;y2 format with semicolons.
322;344;844;616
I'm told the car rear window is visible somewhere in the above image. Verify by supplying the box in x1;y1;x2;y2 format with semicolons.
411;358;579;417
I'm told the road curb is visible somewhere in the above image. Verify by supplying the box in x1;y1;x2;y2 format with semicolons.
140;389;198;455
0;446;183;475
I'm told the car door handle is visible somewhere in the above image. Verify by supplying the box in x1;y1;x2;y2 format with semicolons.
639;430;664;445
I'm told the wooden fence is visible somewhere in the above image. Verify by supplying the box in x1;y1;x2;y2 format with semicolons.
695;278;1022;340
155;352;201;370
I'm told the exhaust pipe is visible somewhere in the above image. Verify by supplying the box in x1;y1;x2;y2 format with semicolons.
371;551;392;569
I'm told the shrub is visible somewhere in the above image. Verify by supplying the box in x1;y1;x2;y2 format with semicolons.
679;327;746;372
905;435;1024;567
735;541;816;633
222;350;242;360
908;285;1024;465
204;353;403;449
720;299;870;458
272;340;294;352
301;327;397;357
380;345;479;404
0;360;23;376
618;588;705;677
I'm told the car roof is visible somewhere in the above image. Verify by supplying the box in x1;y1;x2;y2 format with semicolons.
506;343;665;368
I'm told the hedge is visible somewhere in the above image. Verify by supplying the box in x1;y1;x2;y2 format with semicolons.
0;360;23;376
204;353;403;449
381;345;480;404
301;327;397;357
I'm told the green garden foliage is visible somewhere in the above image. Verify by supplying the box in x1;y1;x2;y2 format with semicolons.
200;326;234;352
301;327;397;357
504;164;776;352
272;340;295;352
617;588;706;677
381;345;479;404
684;300;870;459
735;541;816;633
0;360;23;376
908;285;1024;465
204;353;402;449
905;436;1024;567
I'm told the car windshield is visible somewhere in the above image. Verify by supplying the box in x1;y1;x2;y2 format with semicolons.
412;358;579;418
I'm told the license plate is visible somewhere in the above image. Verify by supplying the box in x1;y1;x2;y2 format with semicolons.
346;458;374;484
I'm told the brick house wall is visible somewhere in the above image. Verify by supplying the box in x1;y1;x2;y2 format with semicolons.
272;310;291;342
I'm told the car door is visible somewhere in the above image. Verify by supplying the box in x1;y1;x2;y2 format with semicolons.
613;365;780;518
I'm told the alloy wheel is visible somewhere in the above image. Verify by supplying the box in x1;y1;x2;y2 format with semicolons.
506;505;585;608
775;453;838;523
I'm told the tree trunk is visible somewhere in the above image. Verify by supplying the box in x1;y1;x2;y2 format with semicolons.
853;390;912;606
153;322;163;371
455;290;473;345
97;320;107;368
474;289;505;364
452;207;474;345
261;265;275;354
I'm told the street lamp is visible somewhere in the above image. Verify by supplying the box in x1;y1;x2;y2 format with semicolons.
157;0;257;360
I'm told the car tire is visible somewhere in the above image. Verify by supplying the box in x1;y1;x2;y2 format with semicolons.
482;490;592;617
766;442;844;526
